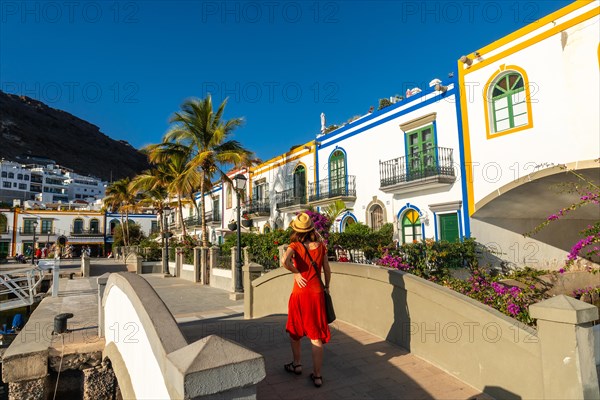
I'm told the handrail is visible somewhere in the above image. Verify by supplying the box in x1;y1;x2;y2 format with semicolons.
0;266;45;311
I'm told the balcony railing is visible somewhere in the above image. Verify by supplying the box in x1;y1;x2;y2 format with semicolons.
71;228;102;235
308;176;356;203
379;147;455;189
245;200;271;216
19;227;58;235
182;211;221;228
276;188;307;210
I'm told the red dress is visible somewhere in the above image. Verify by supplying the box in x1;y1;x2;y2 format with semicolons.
285;242;331;344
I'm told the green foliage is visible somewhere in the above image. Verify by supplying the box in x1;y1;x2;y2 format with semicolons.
389;238;478;280
439;266;551;326
343;222;371;235
378;98;392;110
137;237;162;261
329;223;394;260
112;222;146;246
169;235;200;264
222;230;290;270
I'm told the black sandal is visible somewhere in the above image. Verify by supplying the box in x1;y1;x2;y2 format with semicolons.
284;362;302;375
310;373;323;388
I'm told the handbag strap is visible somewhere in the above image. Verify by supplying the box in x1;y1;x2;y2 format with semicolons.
301;242;325;289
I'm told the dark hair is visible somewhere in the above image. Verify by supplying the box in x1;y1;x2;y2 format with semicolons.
290;229;319;243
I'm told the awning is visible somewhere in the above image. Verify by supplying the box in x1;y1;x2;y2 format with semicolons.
66;237;105;245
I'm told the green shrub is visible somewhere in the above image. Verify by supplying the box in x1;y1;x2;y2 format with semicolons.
329;223;394;260
222;229;290;270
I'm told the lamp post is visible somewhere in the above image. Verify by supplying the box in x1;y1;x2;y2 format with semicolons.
162;207;172;276
233;174;247;293
31;220;38;265
47;230;51;247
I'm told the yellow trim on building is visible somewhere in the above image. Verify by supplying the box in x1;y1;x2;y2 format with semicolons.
465;1;595;69
459;2;600;216
463;5;600;75
483;65;534;140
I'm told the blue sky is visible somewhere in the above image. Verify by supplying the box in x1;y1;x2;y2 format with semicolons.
1;0;572;162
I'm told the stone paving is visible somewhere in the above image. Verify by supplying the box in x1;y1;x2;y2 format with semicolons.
140;272;492;400
5;260;491;399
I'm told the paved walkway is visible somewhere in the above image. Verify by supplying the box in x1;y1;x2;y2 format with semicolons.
138;271;491;400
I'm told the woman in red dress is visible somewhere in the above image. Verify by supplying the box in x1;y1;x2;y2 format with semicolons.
281;212;331;388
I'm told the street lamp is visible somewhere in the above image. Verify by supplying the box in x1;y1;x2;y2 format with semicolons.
31;220;38;265
47;230;51;247
233;174;247;293
162;207;172;276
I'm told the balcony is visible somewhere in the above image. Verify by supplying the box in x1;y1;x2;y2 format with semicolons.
379;147;456;195
182;211;221;228
71;228;103;236
308;176;357;207
244;200;271;217
276;188;307;213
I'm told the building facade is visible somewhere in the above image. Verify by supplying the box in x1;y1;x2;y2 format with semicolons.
458;1;600;269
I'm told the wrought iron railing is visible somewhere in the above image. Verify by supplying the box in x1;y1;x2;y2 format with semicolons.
379;147;455;188
245;200;271;214
71;228;102;235
182;211;221;228
276;188;307;209
308;176;356;203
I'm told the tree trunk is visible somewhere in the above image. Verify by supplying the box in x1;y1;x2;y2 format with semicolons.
124;210;130;246
120;213;127;247
201;171;209;247
178;196;187;237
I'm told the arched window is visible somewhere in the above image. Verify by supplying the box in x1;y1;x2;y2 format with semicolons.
329;150;346;196
485;66;532;138
401;209;421;244
293;165;306;201
73;218;84;234
90;219;99;234
109;219;120;235
369;204;384;231
263;223;271;234
340;214;356;232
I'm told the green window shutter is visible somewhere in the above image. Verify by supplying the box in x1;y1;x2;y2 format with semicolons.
329;150;346;195
491;73;527;133
406;125;436;180
439;213;459;243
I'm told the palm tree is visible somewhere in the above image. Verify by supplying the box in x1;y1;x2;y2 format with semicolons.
164;95;253;247
143;143;201;237
104;178;134;246
129;166;170;234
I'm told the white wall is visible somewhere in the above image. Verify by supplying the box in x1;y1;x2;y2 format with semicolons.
104;284;170;399
462;6;600;208
316;87;464;239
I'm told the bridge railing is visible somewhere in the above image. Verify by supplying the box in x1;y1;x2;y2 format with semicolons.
245;261;599;400
102;273;265;399
0;266;45;311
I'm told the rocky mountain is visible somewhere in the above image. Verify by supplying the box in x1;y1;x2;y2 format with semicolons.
0;90;149;181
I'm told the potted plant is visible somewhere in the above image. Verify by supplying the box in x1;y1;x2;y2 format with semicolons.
241;213;252;228
228;220;237;231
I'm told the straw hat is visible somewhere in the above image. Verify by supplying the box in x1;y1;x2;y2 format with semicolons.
290;212;314;233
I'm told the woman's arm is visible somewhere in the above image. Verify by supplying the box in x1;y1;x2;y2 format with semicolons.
281;245;307;288
322;246;331;290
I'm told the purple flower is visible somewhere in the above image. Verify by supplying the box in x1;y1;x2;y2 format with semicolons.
509;286;521;298
558;268;565;274
507;303;520;316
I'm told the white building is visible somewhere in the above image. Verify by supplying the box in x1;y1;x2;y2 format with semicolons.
65;171;107;201
314;79;464;244
247;142;316;232
458;1;600;269
0;160;31;203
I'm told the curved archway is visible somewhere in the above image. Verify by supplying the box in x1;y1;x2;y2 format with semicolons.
365;197;387;231
472;160;599;266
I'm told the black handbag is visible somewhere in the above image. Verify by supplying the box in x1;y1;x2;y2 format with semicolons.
302;243;336;324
